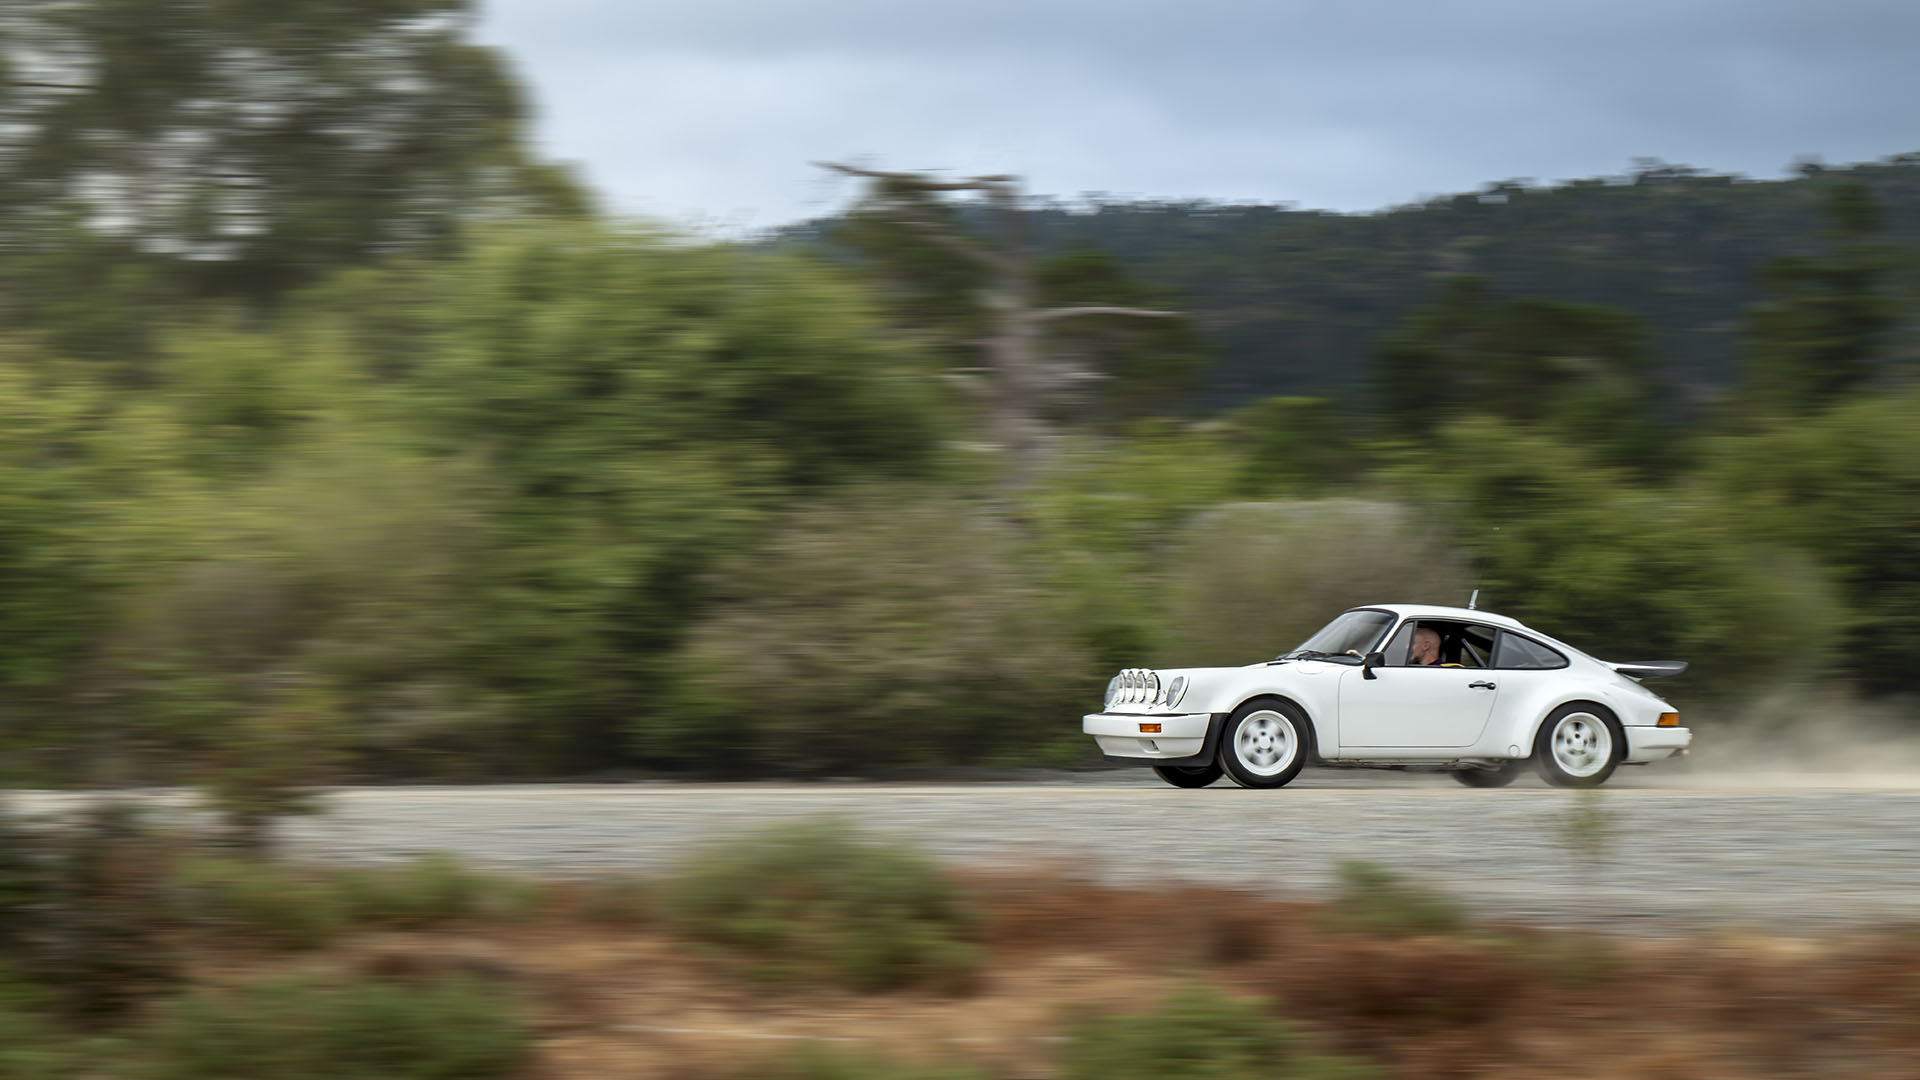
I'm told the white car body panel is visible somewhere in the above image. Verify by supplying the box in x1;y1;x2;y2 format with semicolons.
1085;603;1691;774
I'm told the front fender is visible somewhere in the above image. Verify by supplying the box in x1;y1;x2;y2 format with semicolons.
1191;662;1343;758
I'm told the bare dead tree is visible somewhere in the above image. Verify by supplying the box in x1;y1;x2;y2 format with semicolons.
818;162;1178;491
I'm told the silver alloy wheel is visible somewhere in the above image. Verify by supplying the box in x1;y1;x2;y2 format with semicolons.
1233;710;1297;777
1549;711;1612;778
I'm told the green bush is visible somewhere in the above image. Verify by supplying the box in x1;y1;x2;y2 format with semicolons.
1398;418;1843;698
1059;985;1372;1080
138;975;528;1080
1705;385;1920;694
175;853;539;947
1161;499;1468;667
332;854;540;929
0;977;96;1080
172;857;350;949
1325;861;1465;938
660;819;979;992
662;492;1093;774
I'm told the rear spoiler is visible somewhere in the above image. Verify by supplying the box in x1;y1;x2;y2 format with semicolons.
1609;660;1687;680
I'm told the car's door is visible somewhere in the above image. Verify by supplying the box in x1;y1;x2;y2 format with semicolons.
1334;619;1501;750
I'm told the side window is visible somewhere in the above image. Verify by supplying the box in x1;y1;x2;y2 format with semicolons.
1457;624;1498;668
1393;620;1496;667
1381;622;1415;665
1493;632;1568;670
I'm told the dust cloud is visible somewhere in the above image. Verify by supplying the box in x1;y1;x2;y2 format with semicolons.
1627;686;1920;791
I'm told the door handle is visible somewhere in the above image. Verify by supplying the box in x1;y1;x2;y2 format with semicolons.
1468;681;1496;690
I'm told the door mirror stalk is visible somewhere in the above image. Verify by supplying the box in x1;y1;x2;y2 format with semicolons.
1361;651;1385;680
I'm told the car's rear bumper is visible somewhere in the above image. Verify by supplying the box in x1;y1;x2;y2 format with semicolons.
1624;725;1692;763
1083;712;1221;766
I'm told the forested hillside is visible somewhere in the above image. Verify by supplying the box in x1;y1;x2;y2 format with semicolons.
793;156;1920;409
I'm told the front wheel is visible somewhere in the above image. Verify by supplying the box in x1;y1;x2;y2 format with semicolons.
1152;763;1223;788
1217;699;1310;789
1533;705;1623;788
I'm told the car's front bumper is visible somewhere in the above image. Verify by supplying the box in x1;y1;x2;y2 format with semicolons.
1083;712;1220;765
1624;725;1692;763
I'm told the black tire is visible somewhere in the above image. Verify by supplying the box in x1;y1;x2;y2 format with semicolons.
1451;762;1525;788
1532;703;1624;789
1152;763;1224;788
1216;699;1310;789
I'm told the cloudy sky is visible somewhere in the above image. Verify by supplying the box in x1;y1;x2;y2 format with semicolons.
476;0;1920;231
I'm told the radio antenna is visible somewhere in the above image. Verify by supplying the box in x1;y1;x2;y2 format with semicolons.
1467;589;1479;611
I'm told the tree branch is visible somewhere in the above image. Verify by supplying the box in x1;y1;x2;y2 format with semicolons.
1026;306;1182;323
815;161;1015;192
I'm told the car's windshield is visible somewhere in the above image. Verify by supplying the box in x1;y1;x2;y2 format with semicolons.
1279;609;1394;660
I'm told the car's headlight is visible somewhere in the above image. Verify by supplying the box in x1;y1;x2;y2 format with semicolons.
1143;671;1159;704
1163;675;1187;709
1104;674;1121;709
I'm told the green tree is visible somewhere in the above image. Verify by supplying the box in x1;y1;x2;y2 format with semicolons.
826;178;988;370
822;168;1207;450
1707;383;1920;693
1398;418;1841;698
1739;182;1898;417
1372;277;1662;466
1223;396;1359;497
0;0;584;364
326;226;954;768
0;354;122;780
1033;245;1210;422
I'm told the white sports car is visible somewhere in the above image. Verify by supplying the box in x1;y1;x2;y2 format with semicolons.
1083;603;1691;789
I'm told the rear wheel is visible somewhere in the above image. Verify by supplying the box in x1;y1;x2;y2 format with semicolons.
1151;763;1223;788
1533;704;1623;788
1451;762;1525;788
1217;699;1309;789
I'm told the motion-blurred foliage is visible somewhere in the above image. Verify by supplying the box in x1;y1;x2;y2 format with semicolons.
1393;418;1846;696
140;975;528;1080
666;491;1091;774
0;0;1915;800
1059;985;1374;1080
660;819;980;992
1161;500;1468;669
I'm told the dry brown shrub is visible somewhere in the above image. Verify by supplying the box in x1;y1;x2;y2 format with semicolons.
967;873;1313;969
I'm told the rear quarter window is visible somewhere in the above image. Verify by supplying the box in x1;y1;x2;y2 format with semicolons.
1493;632;1568;670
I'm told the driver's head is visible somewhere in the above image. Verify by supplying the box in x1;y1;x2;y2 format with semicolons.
1410;627;1441;665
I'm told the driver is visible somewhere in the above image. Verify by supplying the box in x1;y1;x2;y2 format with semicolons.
1408;627;1443;667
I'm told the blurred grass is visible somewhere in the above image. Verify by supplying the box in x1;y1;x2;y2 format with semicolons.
173;853;540;948
660;818;980;992
1059;985;1374;1080
137;975;528;1080
1323;860;1466;938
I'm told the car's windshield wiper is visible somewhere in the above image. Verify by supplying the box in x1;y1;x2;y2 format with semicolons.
1276;649;1333;661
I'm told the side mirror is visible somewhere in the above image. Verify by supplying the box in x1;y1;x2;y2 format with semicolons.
1361;651;1385;680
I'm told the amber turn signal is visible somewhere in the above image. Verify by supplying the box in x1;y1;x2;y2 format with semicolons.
1657;713;1680;728
1138;723;1162;734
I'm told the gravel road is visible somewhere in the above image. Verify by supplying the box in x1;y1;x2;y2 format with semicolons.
254;768;1920;934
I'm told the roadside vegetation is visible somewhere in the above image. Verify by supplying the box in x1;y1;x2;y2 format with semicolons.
1;809;1916;1079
